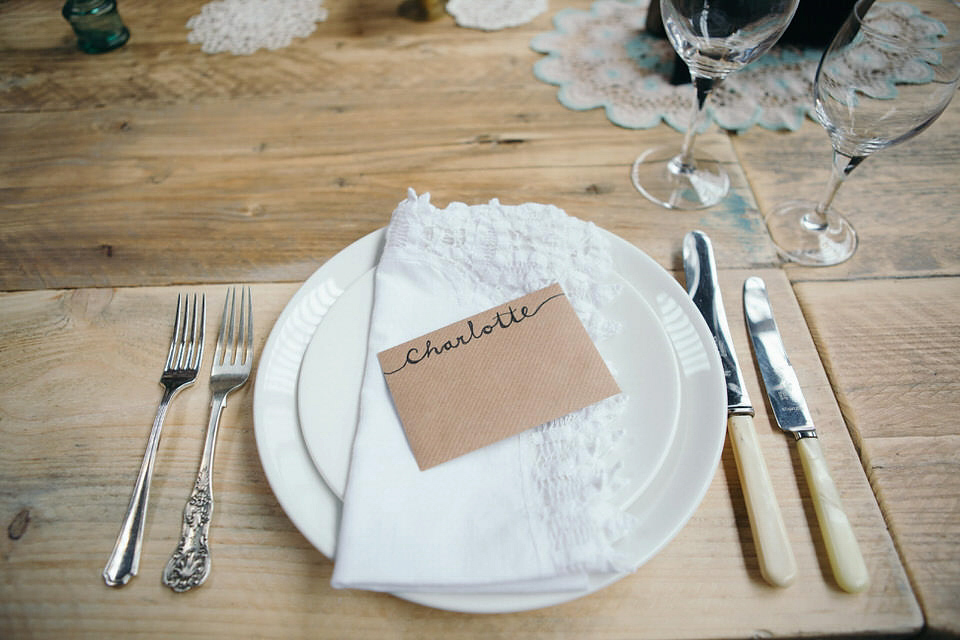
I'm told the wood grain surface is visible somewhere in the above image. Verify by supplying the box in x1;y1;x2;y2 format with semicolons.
1;0;957;636
796;278;960;637
0;277;920;639
0;0;776;292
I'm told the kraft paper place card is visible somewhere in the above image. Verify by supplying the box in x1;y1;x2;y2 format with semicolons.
377;283;621;470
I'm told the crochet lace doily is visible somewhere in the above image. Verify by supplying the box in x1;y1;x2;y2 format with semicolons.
187;0;328;55
531;0;824;132
447;0;549;30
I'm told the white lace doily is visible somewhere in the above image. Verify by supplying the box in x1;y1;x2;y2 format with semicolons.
187;0;328;55
448;0;549;31
531;0;823;131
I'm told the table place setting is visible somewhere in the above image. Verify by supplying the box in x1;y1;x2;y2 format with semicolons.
250;193;882;613
253;189;728;612
4;0;957;634
103;287;254;592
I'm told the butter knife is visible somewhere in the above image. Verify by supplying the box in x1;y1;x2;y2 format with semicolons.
683;231;797;588
743;276;869;593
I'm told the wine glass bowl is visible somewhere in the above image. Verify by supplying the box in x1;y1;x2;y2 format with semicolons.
632;0;800;209
764;0;960;265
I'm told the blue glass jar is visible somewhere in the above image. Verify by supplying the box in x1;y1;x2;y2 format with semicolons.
62;0;130;54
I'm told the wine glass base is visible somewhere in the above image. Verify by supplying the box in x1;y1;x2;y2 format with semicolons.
631;145;730;210
764;200;858;266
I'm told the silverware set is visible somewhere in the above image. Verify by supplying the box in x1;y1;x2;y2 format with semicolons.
104;287;253;592
103;241;863;594
684;231;868;593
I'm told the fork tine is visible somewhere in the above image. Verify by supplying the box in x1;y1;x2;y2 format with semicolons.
226;288;236;365
244;287;253;366
173;294;190;369
235;288;244;366
165;294;184;370
178;294;194;369
215;289;231;367
191;294;206;370
236;287;249;365
183;294;196;370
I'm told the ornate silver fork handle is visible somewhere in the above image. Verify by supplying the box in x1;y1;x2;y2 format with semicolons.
162;287;252;592
161;390;228;592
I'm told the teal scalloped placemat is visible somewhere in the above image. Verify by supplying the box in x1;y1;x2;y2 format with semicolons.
531;0;823;132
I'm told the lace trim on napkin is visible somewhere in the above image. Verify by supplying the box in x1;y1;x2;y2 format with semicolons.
447;0;549;31
384;190;634;573
385;190;622;341
186;0;328;55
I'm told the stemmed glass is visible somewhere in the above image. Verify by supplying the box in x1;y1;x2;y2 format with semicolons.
632;0;800;209
764;0;960;265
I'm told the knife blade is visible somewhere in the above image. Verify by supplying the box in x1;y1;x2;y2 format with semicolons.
682;231;796;588
743;276;869;593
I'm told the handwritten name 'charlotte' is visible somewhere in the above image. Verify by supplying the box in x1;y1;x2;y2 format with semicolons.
382;291;564;375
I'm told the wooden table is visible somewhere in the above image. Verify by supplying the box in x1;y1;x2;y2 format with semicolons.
1;1;957;637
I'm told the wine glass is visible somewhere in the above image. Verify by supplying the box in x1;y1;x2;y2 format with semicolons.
764;0;960;265
632;0;800;209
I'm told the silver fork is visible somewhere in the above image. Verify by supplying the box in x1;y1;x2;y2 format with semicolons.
162;287;253;592
104;293;206;587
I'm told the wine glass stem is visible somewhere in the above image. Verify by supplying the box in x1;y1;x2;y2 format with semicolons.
678;75;720;168
804;151;865;231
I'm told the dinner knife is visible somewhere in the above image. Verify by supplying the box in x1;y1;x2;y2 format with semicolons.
682;231;797;588
743;276;870;593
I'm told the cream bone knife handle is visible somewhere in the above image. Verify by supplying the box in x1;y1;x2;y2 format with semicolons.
728;413;797;588
796;434;869;593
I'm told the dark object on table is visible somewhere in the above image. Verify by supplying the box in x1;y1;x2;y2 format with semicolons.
62;0;129;54
645;0;857;84
398;0;448;21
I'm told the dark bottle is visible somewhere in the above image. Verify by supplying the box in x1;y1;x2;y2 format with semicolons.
62;0;130;54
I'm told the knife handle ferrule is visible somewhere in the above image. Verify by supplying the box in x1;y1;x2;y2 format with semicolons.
729;405;755;417
793;429;818;441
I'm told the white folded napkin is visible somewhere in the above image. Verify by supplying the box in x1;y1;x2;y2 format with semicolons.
330;190;633;593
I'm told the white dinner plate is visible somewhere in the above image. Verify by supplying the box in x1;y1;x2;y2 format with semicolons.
252;227;726;614
297;268;682;508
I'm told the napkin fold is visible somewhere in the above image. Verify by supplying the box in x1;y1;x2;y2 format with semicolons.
330;190;633;593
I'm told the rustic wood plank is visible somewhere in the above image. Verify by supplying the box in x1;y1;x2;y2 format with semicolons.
0;0;948;636
866;436;960;640
0;276;919;638
0;0;589;112
0;87;775;291
0;0;786;292
795;277;960;636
